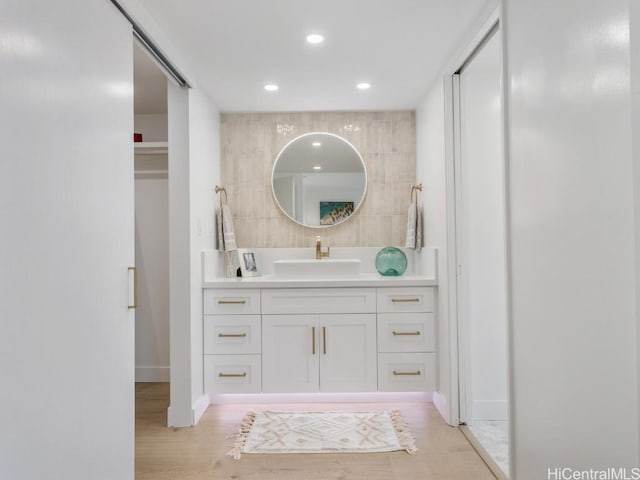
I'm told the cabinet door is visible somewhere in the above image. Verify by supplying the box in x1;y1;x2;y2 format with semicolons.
319;314;377;392
262;315;319;393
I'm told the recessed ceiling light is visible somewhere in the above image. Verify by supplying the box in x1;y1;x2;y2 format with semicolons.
264;84;279;92
356;82;371;90
313;165;322;170
306;34;325;45
311;141;322;147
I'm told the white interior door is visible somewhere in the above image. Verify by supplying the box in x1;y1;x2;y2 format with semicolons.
0;2;135;479
455;27;508;424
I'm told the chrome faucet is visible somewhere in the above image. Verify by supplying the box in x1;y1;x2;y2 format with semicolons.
315;236;330;260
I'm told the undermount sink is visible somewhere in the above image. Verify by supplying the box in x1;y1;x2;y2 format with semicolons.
273;258;361;278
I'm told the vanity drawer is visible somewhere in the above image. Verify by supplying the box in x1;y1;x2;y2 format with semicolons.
377;287;434;313
377;313;435;353
204;315;261;354
377;353;436;392
203;289;261;315
262;288;376;314
204;354;261;394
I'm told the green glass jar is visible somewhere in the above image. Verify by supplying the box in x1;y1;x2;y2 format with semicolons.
375;247;407;276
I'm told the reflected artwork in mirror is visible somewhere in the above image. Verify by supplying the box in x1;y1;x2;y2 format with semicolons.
271;132;367;228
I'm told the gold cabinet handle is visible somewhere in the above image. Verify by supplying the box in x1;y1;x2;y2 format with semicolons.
322;326;327;355
391;298;420;303
218;299;247;305
392;331;421;336
312;326;316;355
218;372;247;378
128;266;137;309
393;370;422;376
218;333;247;338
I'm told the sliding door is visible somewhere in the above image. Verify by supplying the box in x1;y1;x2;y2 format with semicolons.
0;1;135;478
455;25;509;475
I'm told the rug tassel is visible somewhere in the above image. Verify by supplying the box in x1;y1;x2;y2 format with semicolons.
389;410;418;455
226;411;256;460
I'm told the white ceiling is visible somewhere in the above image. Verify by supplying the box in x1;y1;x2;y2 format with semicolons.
134;0;494;112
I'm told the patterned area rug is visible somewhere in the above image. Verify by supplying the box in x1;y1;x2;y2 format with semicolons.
227;410;416;459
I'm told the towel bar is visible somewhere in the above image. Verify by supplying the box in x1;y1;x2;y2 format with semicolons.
215;185;228;204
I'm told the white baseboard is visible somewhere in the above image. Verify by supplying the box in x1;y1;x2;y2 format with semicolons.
472;400;508;421
167;395;211;427
135;366;170;382
192;394;210;425
433;391;454;425
209;391;433;405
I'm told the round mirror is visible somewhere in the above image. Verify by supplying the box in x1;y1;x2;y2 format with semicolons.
271;132;367;228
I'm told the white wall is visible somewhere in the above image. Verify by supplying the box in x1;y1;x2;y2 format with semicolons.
167;82;221;427
187;87;220;420
167;83;193;427
416;81;451;420
135;177;170;382
504;0;639;476
134;113;168;142
133;82;169;384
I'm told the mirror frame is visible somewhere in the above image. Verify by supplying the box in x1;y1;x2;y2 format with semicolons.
271;132;367;229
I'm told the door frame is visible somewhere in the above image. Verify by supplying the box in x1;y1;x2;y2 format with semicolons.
442;6;509;428
452;23;503;424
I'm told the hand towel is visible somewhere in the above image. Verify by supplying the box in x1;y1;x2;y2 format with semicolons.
216;207;224;251
405;203;423;250
416;205;423;251
405;202;417;249
216;204;238;252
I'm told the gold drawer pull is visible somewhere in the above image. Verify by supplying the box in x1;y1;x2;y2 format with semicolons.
218;372;247;378
218;333;247;338
218;299;247;305
323;326;327;355
393;370;422;376
312;326;316;355
391;298;420;303
392;331;421;336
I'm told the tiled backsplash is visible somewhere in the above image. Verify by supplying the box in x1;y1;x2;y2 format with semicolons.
220;111;416;248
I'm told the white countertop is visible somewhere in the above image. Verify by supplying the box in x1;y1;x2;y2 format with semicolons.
202;273;437;289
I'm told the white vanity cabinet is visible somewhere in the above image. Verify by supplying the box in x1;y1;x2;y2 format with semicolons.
203;289;262;394
203;285;437;397
376;287;437;392
262;313;377;393
261;288;377;393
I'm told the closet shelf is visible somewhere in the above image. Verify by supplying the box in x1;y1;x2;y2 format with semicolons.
134;141;168;155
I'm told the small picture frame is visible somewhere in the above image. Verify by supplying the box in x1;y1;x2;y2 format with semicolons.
237;248;259;277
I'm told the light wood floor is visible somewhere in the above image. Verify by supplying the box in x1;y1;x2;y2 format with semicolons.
135;383;496;480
